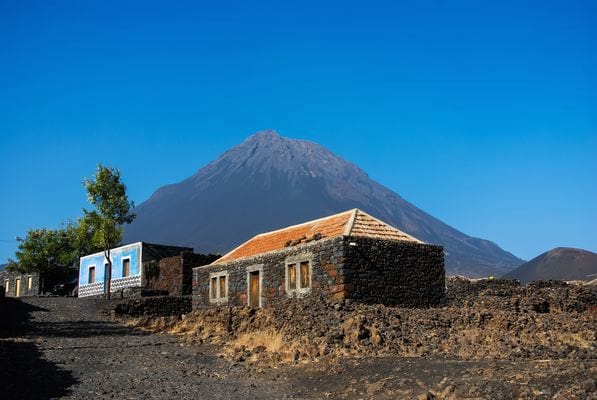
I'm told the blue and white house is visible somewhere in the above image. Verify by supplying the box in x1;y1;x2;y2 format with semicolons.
78;242;192;297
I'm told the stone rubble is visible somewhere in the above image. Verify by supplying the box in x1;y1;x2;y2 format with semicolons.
127;278;597;365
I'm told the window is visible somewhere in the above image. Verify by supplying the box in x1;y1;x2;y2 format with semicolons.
122;258;130;277
4;280;9;294
288;263;297;290
209;271;228;303
27;276;32;290
300;261;310;289
219;275;227;298
210;277;218;300
89;266;96;284
286;259;311;295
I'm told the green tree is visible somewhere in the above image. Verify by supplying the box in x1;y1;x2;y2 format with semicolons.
83;164;135;299
7;220;96;291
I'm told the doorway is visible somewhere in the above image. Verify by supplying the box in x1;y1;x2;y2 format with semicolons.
89;266;96;284
248;270;261;308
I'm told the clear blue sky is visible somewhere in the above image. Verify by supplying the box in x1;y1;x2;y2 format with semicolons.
1;0;595;263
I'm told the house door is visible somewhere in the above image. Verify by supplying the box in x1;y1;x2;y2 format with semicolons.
15;278;21;297
248;271;260;308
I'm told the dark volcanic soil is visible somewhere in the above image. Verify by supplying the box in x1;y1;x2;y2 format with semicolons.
0;297;289;399
1;295;596;399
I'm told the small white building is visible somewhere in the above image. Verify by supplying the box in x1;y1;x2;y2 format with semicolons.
78;242;192;297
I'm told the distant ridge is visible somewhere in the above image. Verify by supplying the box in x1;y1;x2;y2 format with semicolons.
124;130;523;277
503;247;597;283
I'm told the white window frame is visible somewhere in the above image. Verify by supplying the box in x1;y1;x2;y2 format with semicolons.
209;271;229;303
285;257;312;296
246;264;264;308
121;256;132;278
88;264;96;284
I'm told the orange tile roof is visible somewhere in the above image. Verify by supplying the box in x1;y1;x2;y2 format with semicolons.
351;210;422;243
213;209;423;264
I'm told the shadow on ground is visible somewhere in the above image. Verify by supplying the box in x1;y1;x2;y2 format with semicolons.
0;339;77;399
0;297;48;338
0;298;78;399
30;319;150;338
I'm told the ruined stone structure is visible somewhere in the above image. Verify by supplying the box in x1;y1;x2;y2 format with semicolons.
143;253;219;296
0;270;40;297
193;209;445;309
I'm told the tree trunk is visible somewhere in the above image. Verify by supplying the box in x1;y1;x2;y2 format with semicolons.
105;248;112;300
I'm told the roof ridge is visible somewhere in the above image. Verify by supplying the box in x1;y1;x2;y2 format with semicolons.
352;209;423;243
343;208;359;236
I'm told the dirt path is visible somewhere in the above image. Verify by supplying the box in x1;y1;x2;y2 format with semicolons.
1;297;595;399
0;297;289;399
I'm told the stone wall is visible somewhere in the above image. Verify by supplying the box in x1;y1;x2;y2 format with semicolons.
446;277;521;306
343;237;445;307
144;253;219;296
0;271;40;297
193;236;445;309
111;296;192;317
446;277;597;313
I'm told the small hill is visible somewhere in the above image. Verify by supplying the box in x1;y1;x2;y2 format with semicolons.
0;263;7;272
503;247;597;283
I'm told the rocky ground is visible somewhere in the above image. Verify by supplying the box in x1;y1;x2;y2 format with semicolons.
126;279;597;362
0;279;596;399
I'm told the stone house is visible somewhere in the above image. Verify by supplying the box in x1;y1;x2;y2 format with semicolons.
193;209;445;309
0;270;41;297
78;242;215;298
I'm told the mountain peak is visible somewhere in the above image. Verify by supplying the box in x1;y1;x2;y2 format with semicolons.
215;130;357;181
245;129;283;144
252;129;280;137
125;131;524;277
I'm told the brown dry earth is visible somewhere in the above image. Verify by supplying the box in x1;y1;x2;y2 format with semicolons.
0;281;595;399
